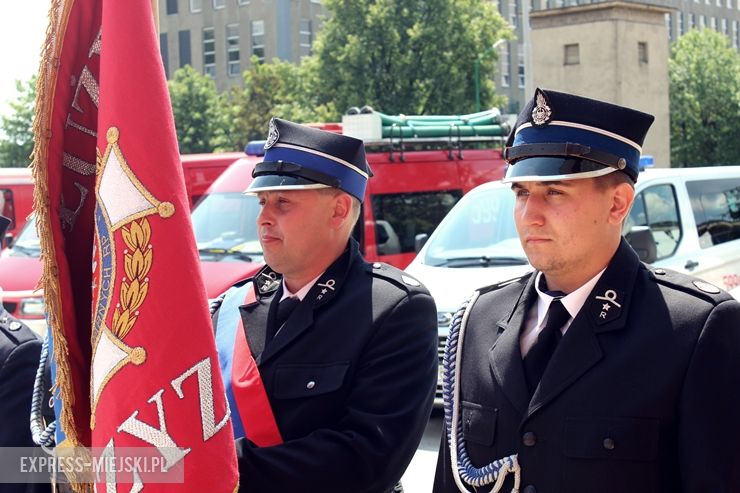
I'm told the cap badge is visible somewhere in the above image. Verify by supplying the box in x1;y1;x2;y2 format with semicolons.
531;90;552;126
264;118;280;150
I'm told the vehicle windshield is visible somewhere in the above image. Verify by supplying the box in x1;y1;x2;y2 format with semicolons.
10;214;40;257
191;192;263;262
423;185;526;267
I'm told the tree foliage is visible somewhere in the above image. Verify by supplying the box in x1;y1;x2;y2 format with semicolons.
168;65;230;153
0;76;37;167
225;56;335;150
311;0;513;118
669;29;740;167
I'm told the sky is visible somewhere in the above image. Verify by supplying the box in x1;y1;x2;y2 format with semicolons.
0;0;50;119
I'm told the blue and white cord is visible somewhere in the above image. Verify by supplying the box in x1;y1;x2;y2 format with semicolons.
31;331;56;447
443;291;521;493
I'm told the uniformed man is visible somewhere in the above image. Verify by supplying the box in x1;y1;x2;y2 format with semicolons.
211;118;438;493
0;213;43;451
433;88;740;493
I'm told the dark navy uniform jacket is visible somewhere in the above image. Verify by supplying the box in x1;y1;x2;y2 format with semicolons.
434;240;740;493
213;239;438;493
0;308;41;448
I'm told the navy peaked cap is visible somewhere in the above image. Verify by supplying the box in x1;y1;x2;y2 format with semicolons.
247;118;372;202
503;88;655;183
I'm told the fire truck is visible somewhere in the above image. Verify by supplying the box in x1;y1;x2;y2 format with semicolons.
193;108;510;299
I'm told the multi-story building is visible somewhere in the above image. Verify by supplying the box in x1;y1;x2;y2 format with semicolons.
158;0;326;92
496;0;740;113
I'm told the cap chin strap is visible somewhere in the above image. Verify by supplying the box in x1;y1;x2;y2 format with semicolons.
253;161;342;189
504;142;628;171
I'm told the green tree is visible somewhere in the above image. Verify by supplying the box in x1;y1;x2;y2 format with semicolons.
311;0;513;118
0;76;37;167
669;29;740;167
168;65;231;153
225;56;334;150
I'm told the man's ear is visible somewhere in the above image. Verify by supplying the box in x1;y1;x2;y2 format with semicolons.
609;182;634;225
330;192;353;229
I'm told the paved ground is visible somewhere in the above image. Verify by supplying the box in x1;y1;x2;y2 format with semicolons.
401;410;443;493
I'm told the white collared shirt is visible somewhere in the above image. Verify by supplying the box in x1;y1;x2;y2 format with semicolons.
279;272;324;302
520;269;606;357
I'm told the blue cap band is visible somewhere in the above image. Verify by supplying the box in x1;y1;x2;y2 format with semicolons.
260;145;368;200
513;124;641;174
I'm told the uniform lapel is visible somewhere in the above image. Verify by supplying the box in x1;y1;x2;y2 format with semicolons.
258;240;358;365
489;275;537;416
526;240;641;419
240;273;280;363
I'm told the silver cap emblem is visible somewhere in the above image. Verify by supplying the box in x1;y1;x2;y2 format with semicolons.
264;118;280;149
531;90;552;126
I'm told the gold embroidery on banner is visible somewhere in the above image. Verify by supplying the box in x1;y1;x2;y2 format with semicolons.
112;219;152;339
90;324;147;429
100;127;175;231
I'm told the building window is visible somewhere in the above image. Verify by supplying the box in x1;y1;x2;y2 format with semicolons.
665;13;672;40
722;18;728;34
509;0;518;28
166;0;178;15
203;27;216;77
689;12;695;28
735;21;739;48
517;48;525;88
711;16;717;30
251;20;265;62
564;43;580;65
299;19;312;56
160;33;169;78
190;0;202;13
727;0;732;8
179;30;192;67
678;11;684;35
638;42;648;64
226;24;240;77
700;15;706;28
213;0;225;9
238;0;249;4
501;43;510;87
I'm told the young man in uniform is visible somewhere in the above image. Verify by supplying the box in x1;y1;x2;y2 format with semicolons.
434;89;740;493
211;118;438;493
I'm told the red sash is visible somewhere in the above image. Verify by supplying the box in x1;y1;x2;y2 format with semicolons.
231;285;283;446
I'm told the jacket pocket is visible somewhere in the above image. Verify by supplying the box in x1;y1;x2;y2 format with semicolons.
461;401;497;446
273;362;350;399
564;416;660;461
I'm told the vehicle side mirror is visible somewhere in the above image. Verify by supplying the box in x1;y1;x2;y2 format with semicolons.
414;233;429;253
625;226;657;264
2;233;11;249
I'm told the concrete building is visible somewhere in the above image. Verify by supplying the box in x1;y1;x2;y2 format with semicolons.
528;1;672;167
495;0;740;114
158;0;326;92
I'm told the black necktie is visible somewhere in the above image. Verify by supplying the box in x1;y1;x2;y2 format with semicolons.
524;299;570;395
268;296;300;342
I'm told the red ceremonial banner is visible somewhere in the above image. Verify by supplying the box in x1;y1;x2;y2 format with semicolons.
32;0;239;491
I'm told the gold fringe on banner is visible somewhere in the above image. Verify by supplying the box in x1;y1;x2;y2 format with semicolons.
30;0;92;492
